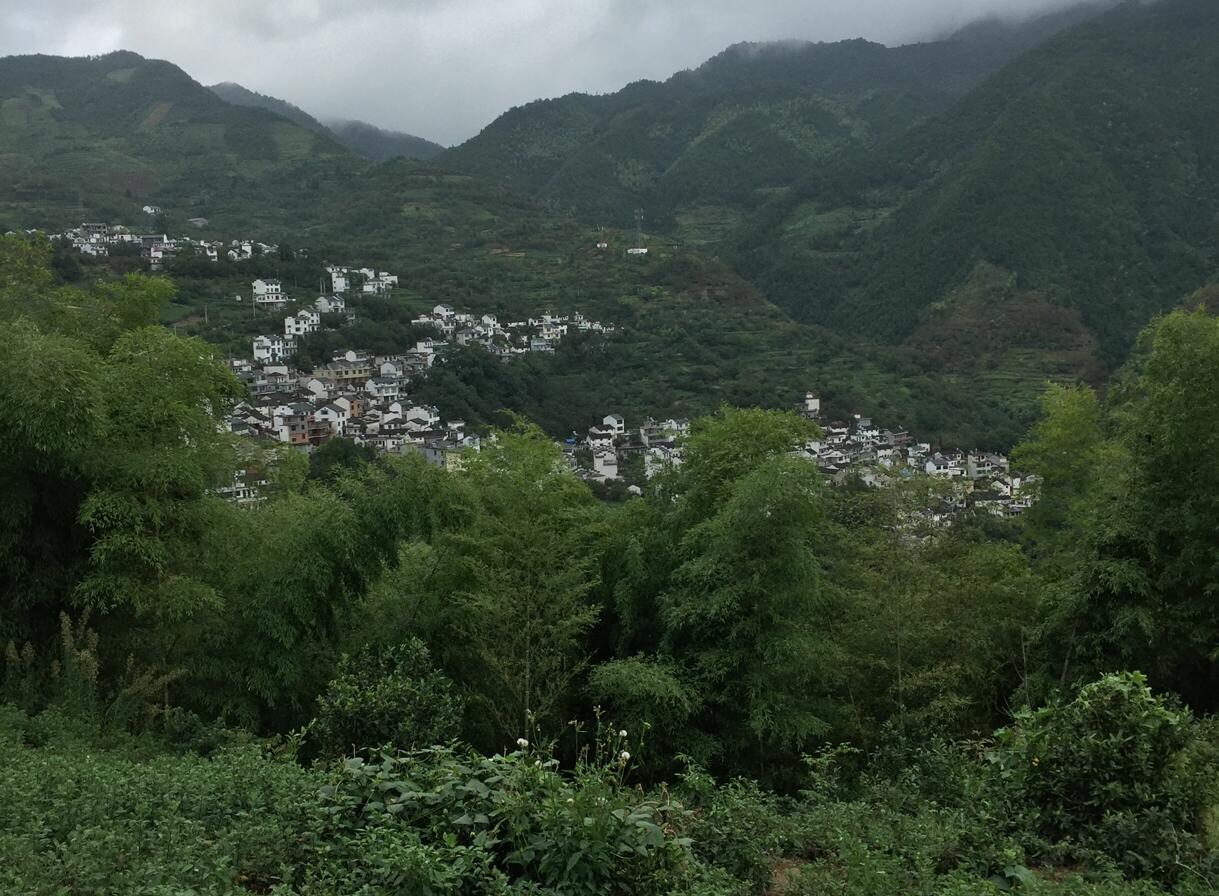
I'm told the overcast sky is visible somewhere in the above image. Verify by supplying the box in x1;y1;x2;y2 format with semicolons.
1;0;1089;145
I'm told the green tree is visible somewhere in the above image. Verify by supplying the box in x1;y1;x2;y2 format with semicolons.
1012;383;1106;558
596;408;830;779
446;425;603;746
307;437;377;482
1040;311;1219;706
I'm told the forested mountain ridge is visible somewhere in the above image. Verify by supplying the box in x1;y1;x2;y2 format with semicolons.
730;0;1219;362
438;3;1112;240
207;80;331;134
324;119;446;162
0;51;357;229
208;81;446;161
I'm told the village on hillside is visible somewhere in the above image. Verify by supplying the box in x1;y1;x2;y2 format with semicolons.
27;221;1035;519
36;218;281;266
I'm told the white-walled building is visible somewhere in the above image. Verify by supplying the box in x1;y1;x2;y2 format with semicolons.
252;279;288;308
363;271;399;294
326;266;350;293
314;402;349;436
253;334;294;364
316;294;346;315
593;450;619;481
284;309;320;337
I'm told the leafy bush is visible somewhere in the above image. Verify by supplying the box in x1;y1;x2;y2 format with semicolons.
677;762;798;894
308;639;463;760
312;745;695;895
0;731;316;894
989;672;1217;878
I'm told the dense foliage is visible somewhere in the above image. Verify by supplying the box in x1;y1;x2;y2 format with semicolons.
6;7;1219;889
439;4;1101;235
733;0;1219;365
5;238;1219;893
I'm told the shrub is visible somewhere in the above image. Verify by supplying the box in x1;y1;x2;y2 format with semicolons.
988;672;1216;878
313;745;695;895
676;762;797;895
308;639;463;760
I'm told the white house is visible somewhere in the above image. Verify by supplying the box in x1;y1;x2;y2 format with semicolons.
967;452;1009;480
925;453;965;479
326;266;350;293
366;376;401;400
405;404;442;429
316;294;346;315
314;403;349;436
645;447;681;479
363;272;399;294
252;279;288;308
302;378;331;400
593;450;619;481
284;309;320;337
586;429;615;450
602;414;626;436
253;334;294;364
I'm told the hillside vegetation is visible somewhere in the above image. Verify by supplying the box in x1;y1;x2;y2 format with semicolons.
325;119;445;162
731;0;1219;363
208;81;445;161
0;52;357;229
440;4;1110;239
6;239;1219;893
208;81;332;134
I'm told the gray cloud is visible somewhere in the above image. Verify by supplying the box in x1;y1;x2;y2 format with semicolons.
0;0;1093;145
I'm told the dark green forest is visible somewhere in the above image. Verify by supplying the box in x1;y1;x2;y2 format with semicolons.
730;0;1219;363
439;2;1107;234
5;234;1219;893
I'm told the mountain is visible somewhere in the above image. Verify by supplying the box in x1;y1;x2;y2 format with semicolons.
324;120;445;162
0;51;357;229
730;0;1219;363
207;81;444;161
438;3;1112;242
207;81;330;134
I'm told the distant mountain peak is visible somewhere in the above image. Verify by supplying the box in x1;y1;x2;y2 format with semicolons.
207;82;444;161
323;119;446;162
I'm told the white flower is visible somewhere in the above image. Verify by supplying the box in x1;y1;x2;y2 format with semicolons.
566;797;575;804
619;751;631;762
516;738;529;749
618;729;628;738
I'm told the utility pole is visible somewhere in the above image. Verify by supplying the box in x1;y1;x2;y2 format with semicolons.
634;208;644;250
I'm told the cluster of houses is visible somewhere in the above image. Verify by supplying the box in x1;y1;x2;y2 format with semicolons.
225;346;477;479
326;265;399;296
42;221;284;267
250;284;358;363
250;265;401;361
556;414;688;488
796;393;1035;518
549;394;1035;520
410;304;615;357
